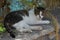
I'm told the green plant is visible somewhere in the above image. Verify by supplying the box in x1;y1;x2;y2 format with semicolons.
0;23;6;33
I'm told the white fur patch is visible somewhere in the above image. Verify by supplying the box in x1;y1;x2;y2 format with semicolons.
12;20;31;32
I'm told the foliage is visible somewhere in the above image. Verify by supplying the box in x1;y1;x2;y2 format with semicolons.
0;23;6;33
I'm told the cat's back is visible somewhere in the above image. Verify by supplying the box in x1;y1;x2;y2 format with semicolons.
4;10;28;24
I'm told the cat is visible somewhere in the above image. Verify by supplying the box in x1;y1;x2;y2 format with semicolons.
4;7;45;38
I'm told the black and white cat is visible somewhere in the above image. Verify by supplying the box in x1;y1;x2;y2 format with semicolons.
4;7;47;38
